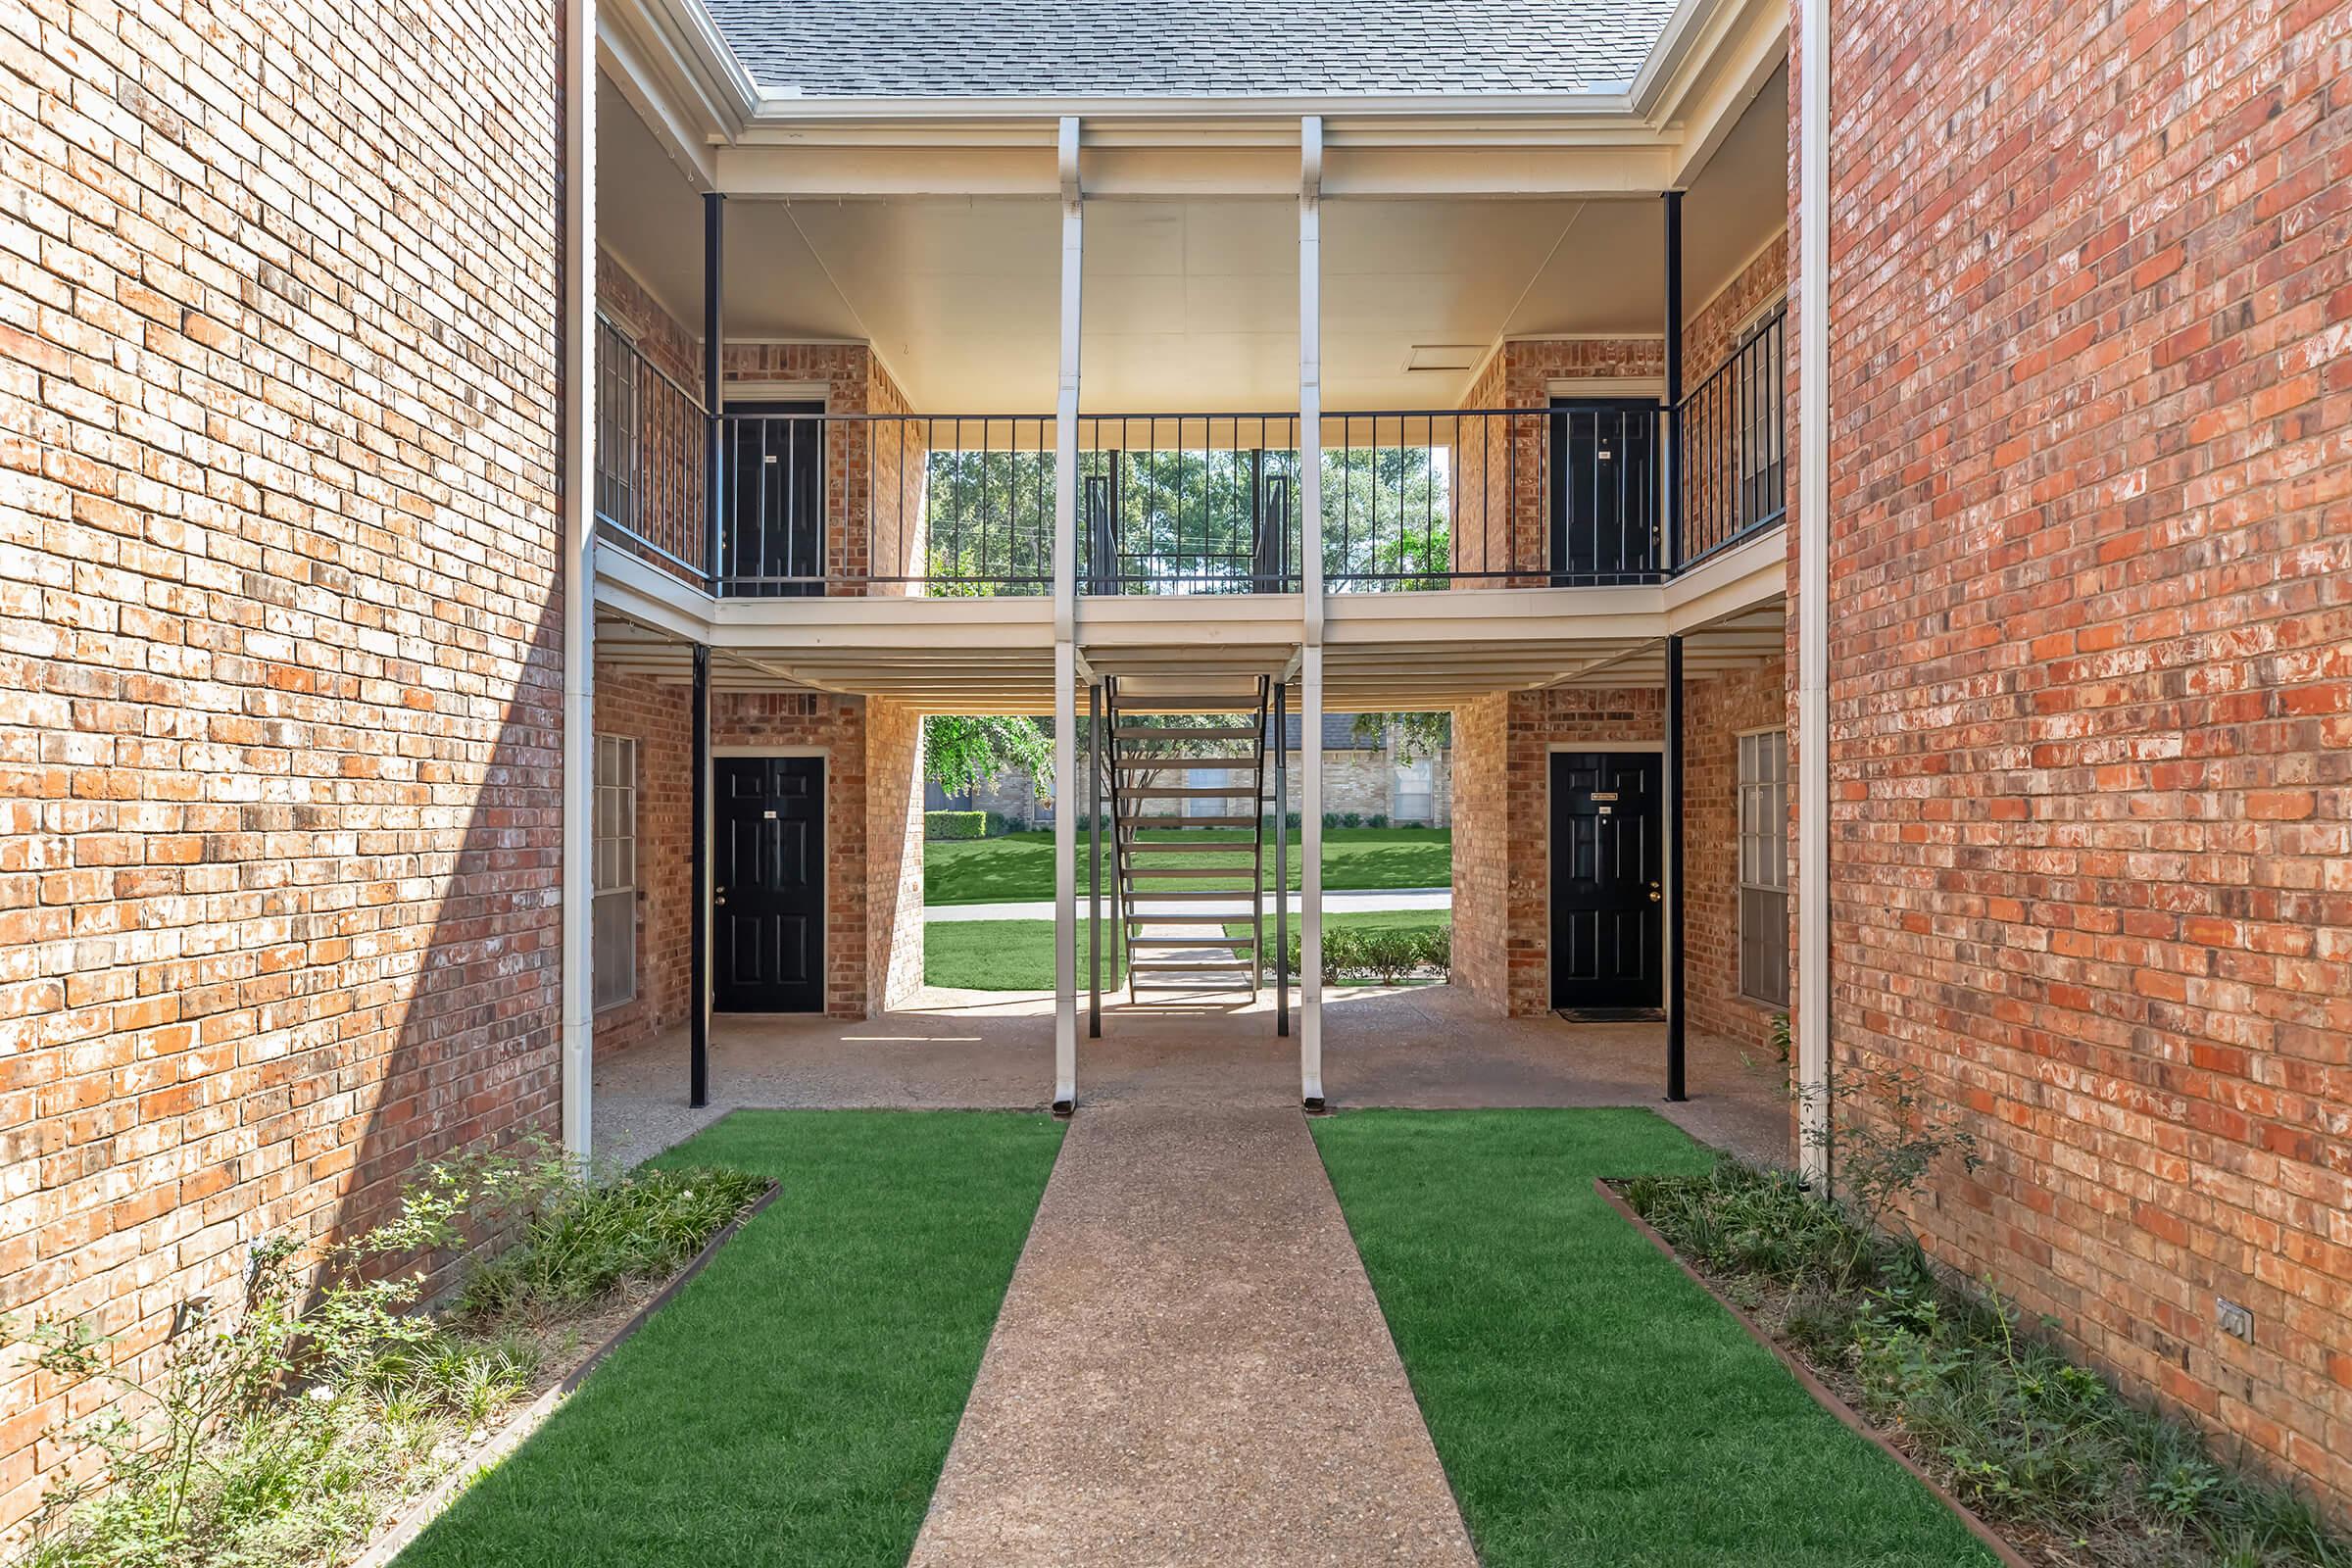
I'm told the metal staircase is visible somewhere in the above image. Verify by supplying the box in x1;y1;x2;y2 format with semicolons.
1102;676;1273;1000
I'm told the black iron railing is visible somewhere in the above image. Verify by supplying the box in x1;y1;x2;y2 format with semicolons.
1078;416;1302;594
593;316;710;585
1676;305;1787;565
592;318;1786;597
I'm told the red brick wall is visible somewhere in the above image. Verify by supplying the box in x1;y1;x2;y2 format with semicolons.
590;668;692;1056
603;688;918;1027
0;0;564;1529
1684;659;1789;1053
1448;694;1511;1009
1685;236;1788;394
864;699;926;1009
1807;0;2352;1510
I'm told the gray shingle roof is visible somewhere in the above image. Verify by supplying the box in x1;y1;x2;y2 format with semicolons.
708;1;1675;98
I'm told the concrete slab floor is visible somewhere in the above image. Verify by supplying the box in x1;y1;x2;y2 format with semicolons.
907;1102;1480;1568
592;982;1791;1170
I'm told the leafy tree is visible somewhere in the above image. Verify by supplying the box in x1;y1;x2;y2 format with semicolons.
924;714;1052;798
1349;710;1450;761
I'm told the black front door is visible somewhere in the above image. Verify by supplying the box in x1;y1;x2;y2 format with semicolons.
1549;751;1663;1010
725;401;822;596
715;757;825;1012
1549;399;1660;581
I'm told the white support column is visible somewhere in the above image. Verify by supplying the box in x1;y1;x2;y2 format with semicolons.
1298;117;1326;1109
1052;116;1083;1114
1795;0;1832;1186
558;0;597;1159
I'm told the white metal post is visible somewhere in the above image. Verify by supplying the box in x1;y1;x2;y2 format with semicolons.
1796;0;1832;1186
558;0;597;1159
1052;117;1083;1114
1298;117;1326;1109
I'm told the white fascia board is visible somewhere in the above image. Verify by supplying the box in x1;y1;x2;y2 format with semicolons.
597;17;721;190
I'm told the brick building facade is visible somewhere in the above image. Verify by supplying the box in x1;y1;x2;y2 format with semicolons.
0;0;566;1527
1801;0;2352;1508
6;0;2347;1533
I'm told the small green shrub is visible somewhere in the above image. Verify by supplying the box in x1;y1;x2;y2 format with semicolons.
5;1142;766;1568
925;810;1005;841
1275;922;1451;985
1624;1080;2352;1568
1365;812;1389;829
1339;810;1362;828
456;1166;770;1326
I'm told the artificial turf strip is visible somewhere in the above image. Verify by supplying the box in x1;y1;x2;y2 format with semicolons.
1311;1108;2001;1568
396;1110;1065;1568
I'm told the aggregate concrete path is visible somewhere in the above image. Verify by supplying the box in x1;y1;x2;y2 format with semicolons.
906;1102;1480;1568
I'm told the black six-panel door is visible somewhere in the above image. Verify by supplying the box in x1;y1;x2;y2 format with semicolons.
714;757;825;1013
724;401;823;597
1549;399;1660;581
1549;751;1663;1010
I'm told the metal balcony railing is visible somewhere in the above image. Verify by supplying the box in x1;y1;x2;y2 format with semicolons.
592;314;1788;598
1079;416;1302;594
1676;305;1788;565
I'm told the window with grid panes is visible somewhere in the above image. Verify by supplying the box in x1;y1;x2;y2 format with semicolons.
1738;729;1789;1005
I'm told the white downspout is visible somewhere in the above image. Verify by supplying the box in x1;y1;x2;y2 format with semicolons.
1052;116;1082;1114
1298;117;1325;1109
559;0;597;1159
1795;0;1832;1186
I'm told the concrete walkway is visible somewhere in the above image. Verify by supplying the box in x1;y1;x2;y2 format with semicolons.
593;983;1789;1172
907;1102;1479;1567
927;887;1452;923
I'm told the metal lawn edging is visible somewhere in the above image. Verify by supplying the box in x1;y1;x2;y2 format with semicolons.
353;1179;782;1568
1592;1178;2035;1568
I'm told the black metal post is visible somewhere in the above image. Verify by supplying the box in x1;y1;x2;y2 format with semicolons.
1662;188;1684;573
1665;634;1687;1102
1089;680;1102;1038
703;192;724;589
689;644;710;1108
1275;680;1290;1038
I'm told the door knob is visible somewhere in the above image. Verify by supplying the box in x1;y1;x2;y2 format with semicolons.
715;886;728;906
1647;884;1662;903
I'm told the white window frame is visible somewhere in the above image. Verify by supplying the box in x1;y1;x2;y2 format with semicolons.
593;733;638;1012
1391;753;1435;824
1737;727;1789;1006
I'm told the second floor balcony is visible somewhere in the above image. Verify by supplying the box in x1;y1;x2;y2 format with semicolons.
593;305;1786;604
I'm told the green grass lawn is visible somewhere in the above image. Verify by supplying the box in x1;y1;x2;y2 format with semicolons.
926;910;1444;991
397;1111;1064;1568
925;827;1450;906
1312;1109;1999;1568
924;917;1131;991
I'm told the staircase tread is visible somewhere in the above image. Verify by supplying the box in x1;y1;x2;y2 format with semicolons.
1111;726;1259;740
